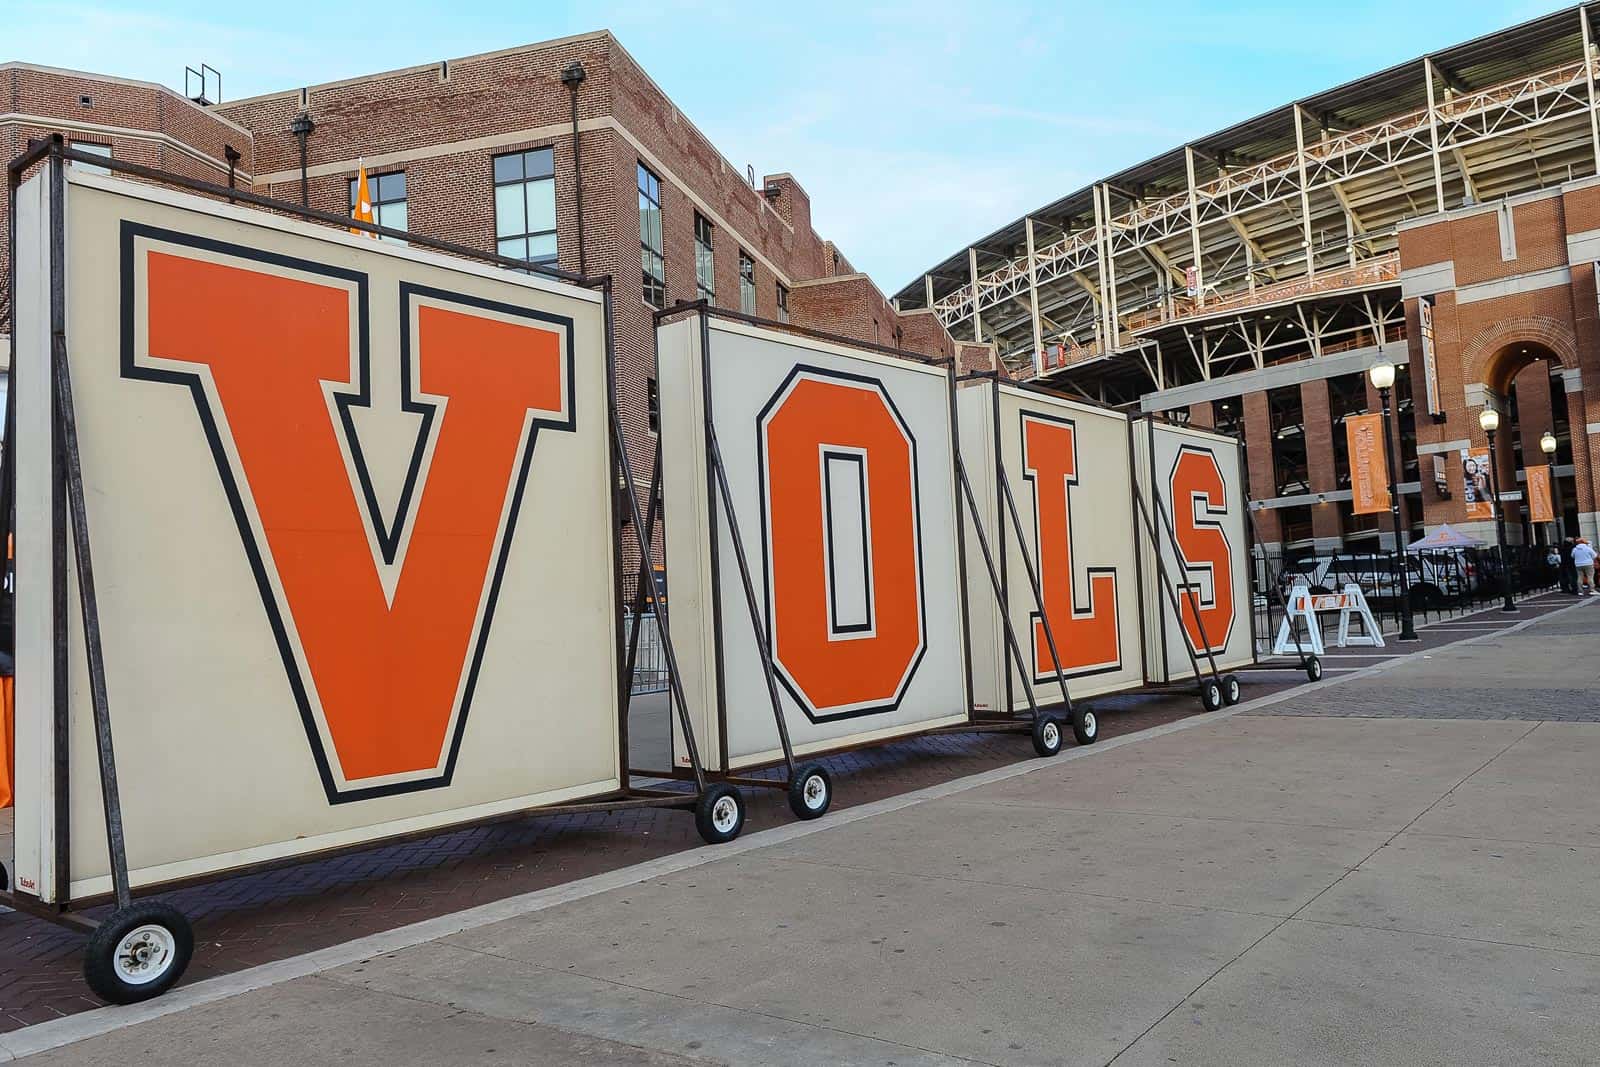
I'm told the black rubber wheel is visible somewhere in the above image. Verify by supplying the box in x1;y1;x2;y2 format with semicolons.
1031;715;1065;757
694;783;746;845
82;901;194;1005
787;762;833;821
0;860;8;892
1071;706;1099;745
1306;656;1324;683
1200;678;1224;712
1221;674;1242;706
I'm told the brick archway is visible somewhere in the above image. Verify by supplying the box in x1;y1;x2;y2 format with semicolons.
1460;315;1577;394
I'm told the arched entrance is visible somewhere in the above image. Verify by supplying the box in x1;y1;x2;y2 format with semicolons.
1474;339;1580;543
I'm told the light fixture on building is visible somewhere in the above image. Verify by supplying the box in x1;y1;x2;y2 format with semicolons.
1367;359;1396;391
1540;430;1557;455
1478;408;1500;433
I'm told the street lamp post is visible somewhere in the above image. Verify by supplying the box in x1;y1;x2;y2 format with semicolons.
1368;360;1418;641
1540;430;1560;540
1479;408;1517;612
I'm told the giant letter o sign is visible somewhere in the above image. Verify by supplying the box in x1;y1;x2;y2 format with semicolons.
1169;446;1235;654
758;367;926;721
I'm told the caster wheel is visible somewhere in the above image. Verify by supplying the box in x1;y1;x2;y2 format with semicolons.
1200;678;1224;712
695;783;746;845
1031;715;1065;757
83;901;194;1005
1071;707;1099;745
1305;656;1323;683
1221;674;1242;706
787;763;833;821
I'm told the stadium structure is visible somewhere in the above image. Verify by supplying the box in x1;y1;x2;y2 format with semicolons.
895;5;1600;554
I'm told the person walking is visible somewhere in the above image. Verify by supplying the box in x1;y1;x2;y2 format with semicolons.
1573;538;1598;597
1560;536;1579;595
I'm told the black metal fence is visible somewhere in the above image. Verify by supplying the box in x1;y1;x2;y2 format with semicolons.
1248;541;1563;654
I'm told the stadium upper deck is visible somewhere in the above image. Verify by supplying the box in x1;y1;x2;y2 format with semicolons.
894;4;1600;405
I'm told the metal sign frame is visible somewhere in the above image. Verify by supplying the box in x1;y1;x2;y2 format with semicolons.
649;305;1095;817
0;138;739;1003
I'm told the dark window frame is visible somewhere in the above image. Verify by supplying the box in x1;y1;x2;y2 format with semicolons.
492;147;558;266
638;163;666;309
694;213;715;304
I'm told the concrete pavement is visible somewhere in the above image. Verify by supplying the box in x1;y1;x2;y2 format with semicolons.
7;599;1599;1065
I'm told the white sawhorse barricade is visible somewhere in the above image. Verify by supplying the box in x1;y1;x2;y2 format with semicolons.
1273;582;1385;655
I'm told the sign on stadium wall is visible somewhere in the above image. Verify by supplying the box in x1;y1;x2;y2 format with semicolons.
10;171;622;902
658;314;968;771
957;381;1144;710
1134;421;1255;681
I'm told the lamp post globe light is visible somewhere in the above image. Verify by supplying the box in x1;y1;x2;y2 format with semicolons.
1478;407;1517;612
1368;359;1418;640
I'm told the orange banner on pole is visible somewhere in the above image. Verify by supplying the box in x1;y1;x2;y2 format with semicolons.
1527;464;1555;524
1347;413;1390;515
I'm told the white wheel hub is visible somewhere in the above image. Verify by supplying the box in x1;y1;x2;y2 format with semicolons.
803;775;827;809
1082;712;1096;736
711;795;739;834
113;924;176;986
1042;722;1060;748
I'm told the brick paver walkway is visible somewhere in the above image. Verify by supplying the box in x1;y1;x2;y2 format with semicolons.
0;591;1579;1032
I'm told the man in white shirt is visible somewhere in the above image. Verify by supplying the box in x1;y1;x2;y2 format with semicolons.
1573;538;1598;597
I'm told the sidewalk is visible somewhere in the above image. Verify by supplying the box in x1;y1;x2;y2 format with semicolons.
5;597;1595;1065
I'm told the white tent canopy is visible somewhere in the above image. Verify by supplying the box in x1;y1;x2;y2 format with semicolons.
1407;524;1483;552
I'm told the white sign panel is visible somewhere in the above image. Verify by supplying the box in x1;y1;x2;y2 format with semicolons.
1136;420;1255;681
11;171;621;901
659;315;968;771
957;382;1144;711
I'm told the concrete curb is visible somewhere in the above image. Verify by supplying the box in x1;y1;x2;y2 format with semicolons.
1;595;1591;1062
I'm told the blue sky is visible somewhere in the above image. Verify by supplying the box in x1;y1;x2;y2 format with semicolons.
8;1;1565;293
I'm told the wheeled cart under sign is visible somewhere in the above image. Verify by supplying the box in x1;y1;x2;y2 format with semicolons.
0;140;738;1006
652;306;1094;819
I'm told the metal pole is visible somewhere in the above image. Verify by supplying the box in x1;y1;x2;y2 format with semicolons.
706;426;796;777
1379;384;1418;639
48;139;132;910
290;113;315;209
954;457;1044;723
561;62;588;276
1486;428;1517;612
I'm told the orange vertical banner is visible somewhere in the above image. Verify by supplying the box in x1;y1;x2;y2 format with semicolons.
1;674;12;809
1347;413;1390;515
1527;464;1555;524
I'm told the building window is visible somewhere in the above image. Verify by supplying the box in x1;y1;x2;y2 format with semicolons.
73;141;112;175
739;251;756;315
647;377;660;434
1268;385;1308;497
1392;367;1420;483
776;282;790;323
1212;397;1243;441
694;213;715;304
1326;373;1369;490
638;164;666;308
493;148;557;265
350;171;407;239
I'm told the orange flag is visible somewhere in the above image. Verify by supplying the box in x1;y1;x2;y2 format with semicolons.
1527;464;1555;524
350;161;376;236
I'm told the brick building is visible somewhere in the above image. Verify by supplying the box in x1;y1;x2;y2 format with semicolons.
899;5;1600;556
1;35;958;544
